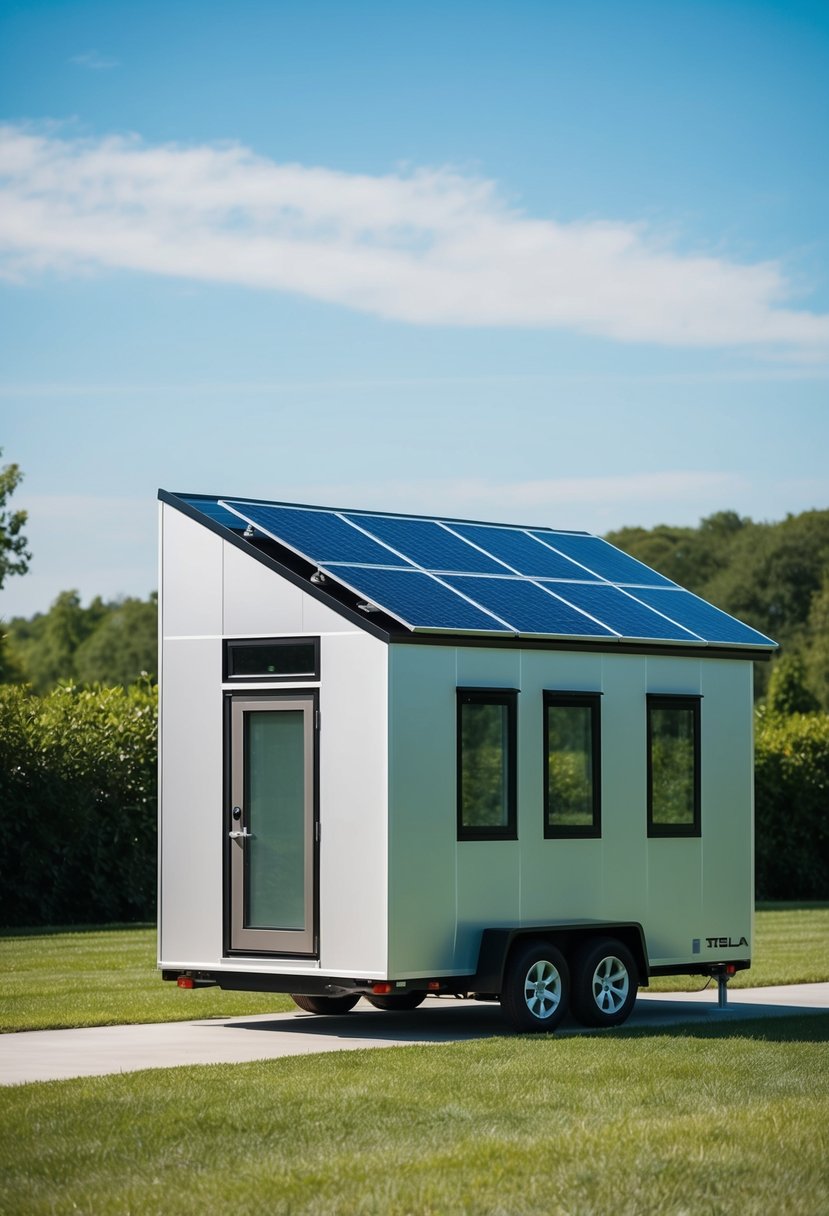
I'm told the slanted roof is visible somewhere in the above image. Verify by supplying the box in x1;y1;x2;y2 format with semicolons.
161;491;777;656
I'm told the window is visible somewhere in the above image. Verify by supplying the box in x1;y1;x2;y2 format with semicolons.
457;689;517;840
647;695;701;837
544;693;601;838
224;638;320;682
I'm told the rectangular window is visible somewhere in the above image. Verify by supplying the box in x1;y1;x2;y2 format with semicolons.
224;638;320;682
647;695;701;837
544;693;601;838
457;689;517;840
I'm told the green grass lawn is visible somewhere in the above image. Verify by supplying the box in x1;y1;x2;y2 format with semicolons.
2;1015;827;1215
0;924;295;1033
1;904;827;1033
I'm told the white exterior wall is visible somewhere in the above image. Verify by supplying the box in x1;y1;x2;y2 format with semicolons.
387;644;753;977
158;504;389;978
160;500;754;986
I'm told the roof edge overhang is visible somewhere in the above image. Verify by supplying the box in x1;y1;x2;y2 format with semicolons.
159;489;393;642
159;490;776;661
385;630;774;662
171;488;591;535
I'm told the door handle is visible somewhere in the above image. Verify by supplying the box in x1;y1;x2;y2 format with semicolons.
228;829;252;840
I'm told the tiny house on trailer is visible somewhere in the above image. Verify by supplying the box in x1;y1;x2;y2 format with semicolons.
158;491;776;1032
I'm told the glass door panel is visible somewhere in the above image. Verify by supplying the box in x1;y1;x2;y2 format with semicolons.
228;695;316;954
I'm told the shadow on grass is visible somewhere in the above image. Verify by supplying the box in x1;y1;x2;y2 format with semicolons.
600;1011;829;1044
0;923;153;939
223;1002;829;1048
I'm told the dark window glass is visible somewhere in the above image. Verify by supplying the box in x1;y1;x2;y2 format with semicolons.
226;639;319;681
457;690;517;840
545;694;601;838
648;696;701;837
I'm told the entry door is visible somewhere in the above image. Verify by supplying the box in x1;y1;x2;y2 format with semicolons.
227;695;317;954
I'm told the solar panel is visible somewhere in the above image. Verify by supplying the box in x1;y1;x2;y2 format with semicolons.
221;501;413;567
545;583;701;641
347;514;507;574
329;566;511;633
174;493;775;649
445;576;616;638
448;523;602;580
531;531;678;587
180;496;247;530
630;588;776;647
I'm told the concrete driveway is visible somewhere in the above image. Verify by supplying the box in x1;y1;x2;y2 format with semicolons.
2;982;827;1087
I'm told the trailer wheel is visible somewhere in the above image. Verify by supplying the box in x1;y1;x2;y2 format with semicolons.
290;993;361;1015
500;940;570;1033
365;991;427;1011
570;938;638;1028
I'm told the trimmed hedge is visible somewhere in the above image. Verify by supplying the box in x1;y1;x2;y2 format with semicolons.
755;708;829;900
0;681;157;926
0;682;825;926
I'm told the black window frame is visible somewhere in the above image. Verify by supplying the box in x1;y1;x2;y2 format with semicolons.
543;691;602;840
456;688;518;842
224;637;321;683
647;694;701;838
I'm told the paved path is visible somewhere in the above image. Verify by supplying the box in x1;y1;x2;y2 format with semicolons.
2;983;827;1086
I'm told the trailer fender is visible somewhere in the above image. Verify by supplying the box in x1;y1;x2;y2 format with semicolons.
473;923;649;994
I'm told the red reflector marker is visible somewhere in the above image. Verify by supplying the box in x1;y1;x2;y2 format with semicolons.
726;964;736;976
427;981;440;991
177;976;195;989
372;983;393;995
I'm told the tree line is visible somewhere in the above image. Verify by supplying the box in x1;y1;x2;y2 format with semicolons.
3;506;828;699
0;454;826;919
607;508;829;707
2;591;157;691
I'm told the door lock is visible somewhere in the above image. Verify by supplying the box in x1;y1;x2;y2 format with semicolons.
228;828;252;840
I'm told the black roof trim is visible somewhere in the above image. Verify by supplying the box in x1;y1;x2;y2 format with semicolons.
384;629;773;662
158;490;393;642
172;489;589;535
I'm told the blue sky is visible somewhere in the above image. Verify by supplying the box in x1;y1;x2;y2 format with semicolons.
1;0;828;617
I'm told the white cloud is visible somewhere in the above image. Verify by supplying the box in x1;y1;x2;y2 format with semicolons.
69;51;119;70
0;123;827;354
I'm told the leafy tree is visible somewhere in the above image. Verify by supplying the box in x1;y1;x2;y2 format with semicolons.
608;507;829;708
606;512;752;597
0;630;26;684
75;594;157;685
0;450;31;591
766;653;820;716
0;451;32;682
9;591;104;693
806;575;829;710
6;592;155;692
706;511;829;643
39;591;89;682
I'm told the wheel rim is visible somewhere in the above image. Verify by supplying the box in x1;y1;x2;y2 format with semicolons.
590;955;629;1014
522;959;562;1020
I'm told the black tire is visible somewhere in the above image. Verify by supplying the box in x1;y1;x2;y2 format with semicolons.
570;937;638;1028
290;993;361;1015
500;939;570;1033
365;991;427;1011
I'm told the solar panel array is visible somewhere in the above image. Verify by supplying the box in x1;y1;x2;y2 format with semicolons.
178;495;776;649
